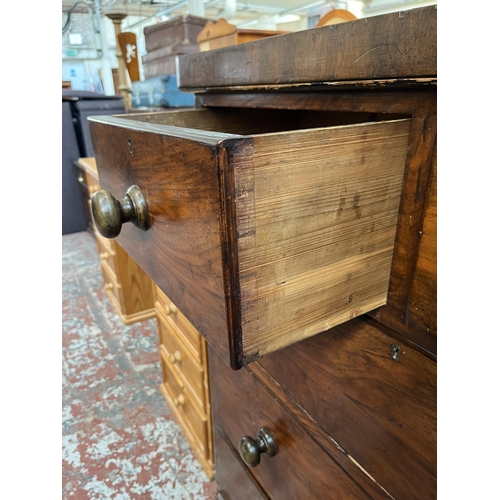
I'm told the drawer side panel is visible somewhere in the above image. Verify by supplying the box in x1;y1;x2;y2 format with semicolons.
235;119;411;361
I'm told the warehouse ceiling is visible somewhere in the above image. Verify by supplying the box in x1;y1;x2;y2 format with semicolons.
62;0;437;29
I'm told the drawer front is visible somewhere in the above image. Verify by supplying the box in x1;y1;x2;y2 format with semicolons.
90;115;231;363
157;311;206;410
209;348;368;500
259;317;437;500
76;167;99;193
95;234;117;275
90;109;410;369
100;259;123;308
76;167;88;189
214;428;266;500
160;347;210;457
155;286;202;357
86;171;100;196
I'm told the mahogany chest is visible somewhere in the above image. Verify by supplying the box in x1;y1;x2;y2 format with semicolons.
89;6;437;498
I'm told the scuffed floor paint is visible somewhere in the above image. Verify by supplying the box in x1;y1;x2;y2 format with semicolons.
62;231;217;500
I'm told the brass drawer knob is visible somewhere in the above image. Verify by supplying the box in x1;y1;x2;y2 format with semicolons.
239;427;277;467
173;394;185;407
99;252;109;260
91;185;149;239
168;351;182;364
104;283;114;290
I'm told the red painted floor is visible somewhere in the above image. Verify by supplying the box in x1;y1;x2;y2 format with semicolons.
62;231;218;499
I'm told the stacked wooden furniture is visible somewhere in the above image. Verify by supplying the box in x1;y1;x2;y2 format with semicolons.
74;157;156;325
196;18;288;52
142;15;207;79
153;285;214;479
88;6;437;499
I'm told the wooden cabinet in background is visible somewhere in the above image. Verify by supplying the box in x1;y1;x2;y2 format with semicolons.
197;18;288;52
154;285;214;480
74;157;156;325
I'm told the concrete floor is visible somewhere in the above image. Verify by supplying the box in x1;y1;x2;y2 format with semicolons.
62;231;217;499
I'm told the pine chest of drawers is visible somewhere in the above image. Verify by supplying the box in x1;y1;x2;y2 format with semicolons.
75;157;156;325
153;284;214;479
89;6;437;499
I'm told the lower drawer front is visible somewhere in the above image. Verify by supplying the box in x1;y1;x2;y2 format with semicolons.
157;311;206;410
100;260;123;308
160;347;210;458
214;428;266;500
95;235;117;275
155;286;202;357
259;317;437;500
77;168;99;194
209;348;368;500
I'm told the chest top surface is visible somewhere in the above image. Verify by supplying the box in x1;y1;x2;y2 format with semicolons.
176;5;437;92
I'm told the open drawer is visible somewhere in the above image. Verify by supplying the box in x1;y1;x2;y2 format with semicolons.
89;108;410;369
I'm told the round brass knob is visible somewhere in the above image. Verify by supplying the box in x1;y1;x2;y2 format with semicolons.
173;394;185;407
91;185;149;239
99;252;109;260
239;427;277;467
104;283;113;290
169;351;182;364
165;303;178;315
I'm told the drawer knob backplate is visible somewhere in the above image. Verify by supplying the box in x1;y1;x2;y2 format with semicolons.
91;185;149;238
239;427;277;467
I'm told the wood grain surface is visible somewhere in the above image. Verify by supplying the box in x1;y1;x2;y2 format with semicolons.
234;119;411;362
91;110;413;368
197;90;436;116
197;91;437;358
209;348;371;499
178;6;437;90
112;240;156;318
214;429;267;500
256;317;437;500
89;117;233;366
409;147;437;335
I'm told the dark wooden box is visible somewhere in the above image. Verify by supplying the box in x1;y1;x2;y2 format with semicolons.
142;43;199;79
144;14;208;53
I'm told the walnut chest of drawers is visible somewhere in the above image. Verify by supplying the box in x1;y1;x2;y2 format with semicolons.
88;6;437;499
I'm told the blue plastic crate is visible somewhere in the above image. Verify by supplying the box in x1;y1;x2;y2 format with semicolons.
131;75;195;108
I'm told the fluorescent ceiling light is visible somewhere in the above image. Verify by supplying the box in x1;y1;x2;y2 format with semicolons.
277;14;300;23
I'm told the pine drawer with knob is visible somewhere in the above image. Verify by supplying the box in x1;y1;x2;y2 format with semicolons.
75;157;157;326
74;157;100;235
154;284;215;479
93;230;156;326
